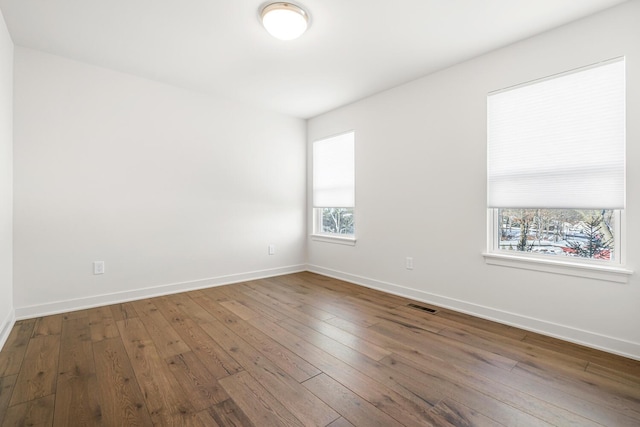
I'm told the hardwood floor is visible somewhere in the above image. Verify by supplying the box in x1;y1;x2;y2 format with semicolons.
1;272;639;426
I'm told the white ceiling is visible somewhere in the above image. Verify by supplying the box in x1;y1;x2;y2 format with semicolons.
0;0;628;118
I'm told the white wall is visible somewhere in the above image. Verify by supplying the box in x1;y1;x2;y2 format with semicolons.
0;9;13;349
308;1;640;359
13;47;306;316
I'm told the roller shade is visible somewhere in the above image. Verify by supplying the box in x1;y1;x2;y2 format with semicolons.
488;59;625;209
313;132;355;208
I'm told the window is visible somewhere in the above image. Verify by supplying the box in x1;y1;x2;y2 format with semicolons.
486;58;630;280
316;208;354;235
496;208;617;260
312;131;355;242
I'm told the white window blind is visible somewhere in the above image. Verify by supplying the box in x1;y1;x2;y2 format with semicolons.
488;59;625;209
313;132;355;208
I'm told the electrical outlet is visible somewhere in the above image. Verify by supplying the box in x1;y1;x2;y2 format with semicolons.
93;261;105;275
405;257;413;270
268;244;275;255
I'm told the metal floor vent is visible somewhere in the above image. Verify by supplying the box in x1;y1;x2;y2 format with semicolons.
406;303;438;314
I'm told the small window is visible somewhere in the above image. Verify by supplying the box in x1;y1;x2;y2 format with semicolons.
312;132;355;240
315;208;354;235
487;59;625;271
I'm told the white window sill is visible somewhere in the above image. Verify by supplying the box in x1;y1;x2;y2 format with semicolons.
483;252;632;283
311;234;357;246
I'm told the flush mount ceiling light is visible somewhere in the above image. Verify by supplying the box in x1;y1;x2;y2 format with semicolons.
260;2;309;41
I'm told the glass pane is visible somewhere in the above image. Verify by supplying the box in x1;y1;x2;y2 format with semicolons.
497;209;615;261
319;208;354;235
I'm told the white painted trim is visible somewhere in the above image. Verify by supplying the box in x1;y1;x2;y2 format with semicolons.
483;252;633;283
310;234;357;246
0;309;16;351
307;264;640;361
14;265;306;320
10;263;640;360
485;209;630;283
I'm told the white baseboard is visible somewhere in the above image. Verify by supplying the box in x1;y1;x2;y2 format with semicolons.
15;265;306;320
10;263;640;361
307;264;640;361
0;308;16;352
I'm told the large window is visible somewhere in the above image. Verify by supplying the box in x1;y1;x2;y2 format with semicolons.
487;59;625;269
312;131;355;240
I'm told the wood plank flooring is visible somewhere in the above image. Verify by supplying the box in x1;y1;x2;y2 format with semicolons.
1;272;639;426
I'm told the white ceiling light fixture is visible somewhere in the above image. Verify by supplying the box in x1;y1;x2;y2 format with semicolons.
261;2;310;41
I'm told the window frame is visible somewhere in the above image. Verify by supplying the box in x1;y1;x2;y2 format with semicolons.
484;208;631;283
311;208;357;245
